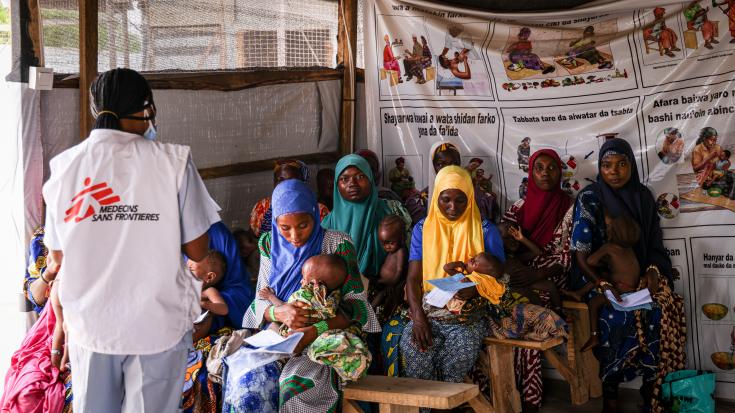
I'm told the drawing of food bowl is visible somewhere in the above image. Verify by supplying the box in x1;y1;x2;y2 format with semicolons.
711;327;735;371
711;352;735;370
702;303;728;321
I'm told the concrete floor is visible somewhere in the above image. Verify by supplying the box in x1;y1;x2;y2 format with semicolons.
540;379;735;413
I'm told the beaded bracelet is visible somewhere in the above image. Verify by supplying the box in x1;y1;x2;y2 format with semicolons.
268;305;277;322
646;265;660;277
314;320;329;336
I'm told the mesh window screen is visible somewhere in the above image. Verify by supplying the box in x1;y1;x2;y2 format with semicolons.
236;30;278;68
41;0;339;74
40;0;80;74
285;29;332;67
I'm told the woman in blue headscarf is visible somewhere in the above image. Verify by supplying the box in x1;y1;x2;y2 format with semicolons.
182;222;255;412
227;179;379;412
248;159;330;238
571;138;686;413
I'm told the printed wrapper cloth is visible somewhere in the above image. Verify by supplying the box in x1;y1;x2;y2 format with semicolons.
307;330;372;382
488;303;568;342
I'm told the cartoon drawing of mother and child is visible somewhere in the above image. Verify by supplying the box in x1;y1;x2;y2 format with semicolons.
437;24;478;81
691;127;735;199
382;34;433;85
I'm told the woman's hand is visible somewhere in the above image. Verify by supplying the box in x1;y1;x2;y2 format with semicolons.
508;225;524;241
192;312;213;342
275;302;315;330
640;269;660;294
411;310;433;352
455;279;479;300
289;326;318;354
602;283;623;302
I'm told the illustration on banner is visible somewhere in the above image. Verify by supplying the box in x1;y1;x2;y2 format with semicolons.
710;327;735;371
642;7;682;58
387;157;416;197
674;126;735;213
378;17;493;98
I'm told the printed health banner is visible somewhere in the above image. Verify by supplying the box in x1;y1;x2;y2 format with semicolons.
364;0;735;396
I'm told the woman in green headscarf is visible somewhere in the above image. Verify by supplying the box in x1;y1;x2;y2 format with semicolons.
322;154;391;279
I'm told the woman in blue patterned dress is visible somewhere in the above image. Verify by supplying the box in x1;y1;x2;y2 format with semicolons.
571;138;685;413
226;179;379;412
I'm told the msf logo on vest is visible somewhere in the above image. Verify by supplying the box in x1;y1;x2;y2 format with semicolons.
64;177;121;223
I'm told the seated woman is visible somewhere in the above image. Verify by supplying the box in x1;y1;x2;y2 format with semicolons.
566;26;612;69
572;138;686;413
501;149;574;410
644;7;680;57
2;228;72;413
400;166;504;383
684;1;718;49
692;127;725;189
506;27;555;74
182;222;255;413
23;227;54;315
322;154;394;281
227;179;379;412
249;159;329;238
405;141;497;224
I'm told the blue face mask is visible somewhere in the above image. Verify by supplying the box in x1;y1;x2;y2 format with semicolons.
143;121;157;141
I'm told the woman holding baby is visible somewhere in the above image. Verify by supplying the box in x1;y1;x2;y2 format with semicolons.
571;138;686;413
228;179;379;412
400;165;505;384
501;148;575;411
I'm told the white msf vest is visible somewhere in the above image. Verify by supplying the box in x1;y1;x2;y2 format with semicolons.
43;129;201;355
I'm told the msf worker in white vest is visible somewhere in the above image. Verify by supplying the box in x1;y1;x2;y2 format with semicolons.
42;68;221;412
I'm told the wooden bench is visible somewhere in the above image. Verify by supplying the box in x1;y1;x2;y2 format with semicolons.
483;336;569;413
343;375;493;413
563;300;603;401
481;302;606;411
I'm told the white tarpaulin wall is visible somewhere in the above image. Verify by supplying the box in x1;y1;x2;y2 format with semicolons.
22;80;341;236
364;0;735;396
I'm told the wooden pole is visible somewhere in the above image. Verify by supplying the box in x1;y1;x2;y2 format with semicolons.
6;0;42;82
27;0;43;67
338;0;357;155
79;0;98;140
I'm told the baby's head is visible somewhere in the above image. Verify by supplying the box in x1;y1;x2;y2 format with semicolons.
233;228;257;259
188;250;227;288
378;215;405;254
301;254;348;291
467;252;503;278
720;150;731;161
438;55;451;69
497;222;520;253
604;214;641;248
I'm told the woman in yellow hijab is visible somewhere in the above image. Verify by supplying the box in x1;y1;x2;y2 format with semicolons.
399;165;505;383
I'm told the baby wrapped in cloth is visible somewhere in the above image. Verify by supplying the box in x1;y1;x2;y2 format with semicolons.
261;254;371;381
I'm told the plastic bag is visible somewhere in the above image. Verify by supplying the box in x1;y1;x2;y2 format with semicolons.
660;370;715;413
